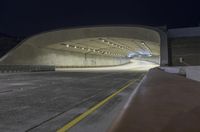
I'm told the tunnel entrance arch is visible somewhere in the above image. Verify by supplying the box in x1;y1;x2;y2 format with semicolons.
0;26;167;67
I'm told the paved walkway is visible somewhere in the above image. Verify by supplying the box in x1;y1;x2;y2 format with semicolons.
110;68;200;132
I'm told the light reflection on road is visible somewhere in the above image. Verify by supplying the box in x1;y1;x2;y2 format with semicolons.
56;60;158;72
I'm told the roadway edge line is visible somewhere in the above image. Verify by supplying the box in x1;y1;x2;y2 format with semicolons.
57;78;136;132
107;74;146;132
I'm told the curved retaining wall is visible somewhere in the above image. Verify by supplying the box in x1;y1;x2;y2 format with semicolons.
0;44;129;66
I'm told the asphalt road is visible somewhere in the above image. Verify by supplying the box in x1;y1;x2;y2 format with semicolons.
0;71;145;132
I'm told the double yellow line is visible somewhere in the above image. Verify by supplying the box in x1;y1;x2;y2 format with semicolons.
57;79;136;132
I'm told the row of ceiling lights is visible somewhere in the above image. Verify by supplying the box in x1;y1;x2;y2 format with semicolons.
63;43;123;56
98;38;132;51
99;38;153;57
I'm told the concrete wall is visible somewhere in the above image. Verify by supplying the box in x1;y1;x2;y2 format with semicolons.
168;27;200;66
168;27;200;38
0;44;129;66
168;37;200;66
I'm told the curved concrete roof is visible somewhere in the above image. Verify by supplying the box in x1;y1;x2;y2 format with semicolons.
0;26;162;66
18;26;160;56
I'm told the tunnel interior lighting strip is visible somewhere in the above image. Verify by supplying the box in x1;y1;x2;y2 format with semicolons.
98;38;133;51
61;43;124;57
141;41;152;55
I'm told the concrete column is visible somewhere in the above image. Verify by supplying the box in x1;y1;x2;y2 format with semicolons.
160;31;168;66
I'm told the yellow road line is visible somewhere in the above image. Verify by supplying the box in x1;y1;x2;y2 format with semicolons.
57;79;136;132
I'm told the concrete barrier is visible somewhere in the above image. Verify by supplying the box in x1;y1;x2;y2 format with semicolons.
0;65;55;73
160;66;200;81
185;66;200;81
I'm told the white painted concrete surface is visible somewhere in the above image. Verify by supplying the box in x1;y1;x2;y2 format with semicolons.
186;67;200;82
160;66;200;82
160;67;183;74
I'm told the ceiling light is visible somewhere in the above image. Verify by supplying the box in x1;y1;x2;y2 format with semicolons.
74;46;77;48
66;44;69;47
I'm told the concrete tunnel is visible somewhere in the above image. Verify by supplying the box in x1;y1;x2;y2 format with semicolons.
2;26;200;132
0;26;167;68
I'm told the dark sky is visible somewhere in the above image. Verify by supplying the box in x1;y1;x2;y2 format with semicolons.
0;0;200;36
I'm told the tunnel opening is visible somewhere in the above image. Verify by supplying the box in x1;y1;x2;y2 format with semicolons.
0;26;164;72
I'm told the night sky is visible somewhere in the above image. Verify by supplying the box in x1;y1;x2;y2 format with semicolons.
0;0;200;37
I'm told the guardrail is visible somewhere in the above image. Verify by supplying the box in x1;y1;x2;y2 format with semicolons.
0;65;55;73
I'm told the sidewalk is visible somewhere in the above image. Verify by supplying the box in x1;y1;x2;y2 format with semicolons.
110;68;200;132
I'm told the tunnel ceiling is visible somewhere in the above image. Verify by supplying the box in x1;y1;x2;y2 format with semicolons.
24;26;160;58
45;37;160;57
